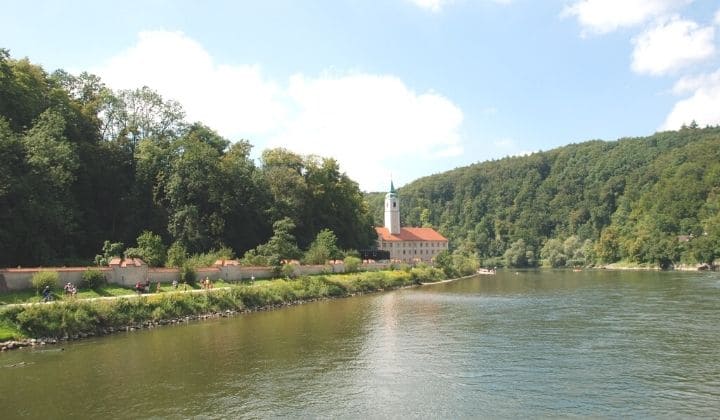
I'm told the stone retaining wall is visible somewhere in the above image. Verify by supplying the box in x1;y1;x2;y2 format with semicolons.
0;260;396;291
0;267;113;291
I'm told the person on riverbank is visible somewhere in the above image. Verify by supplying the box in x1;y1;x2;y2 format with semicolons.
156;281;161;293
172;279;178;289
42;285;52;302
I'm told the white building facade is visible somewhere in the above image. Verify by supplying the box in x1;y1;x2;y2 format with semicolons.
375;182;448;263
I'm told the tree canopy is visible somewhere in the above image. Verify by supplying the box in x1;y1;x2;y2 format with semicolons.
0;50;375;267
391;126;720;267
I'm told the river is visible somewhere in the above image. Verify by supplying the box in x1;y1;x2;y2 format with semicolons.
2;270;719;418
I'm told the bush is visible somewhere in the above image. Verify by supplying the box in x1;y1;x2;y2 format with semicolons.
179;264;196;284
31;271;59;293
124;231;167;267
186;247;236;269
344;256;361;273
166;241;188;268
281;264;296;279
81;269;106;289
94;240;124;266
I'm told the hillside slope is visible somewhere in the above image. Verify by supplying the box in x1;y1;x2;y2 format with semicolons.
391;127;720;267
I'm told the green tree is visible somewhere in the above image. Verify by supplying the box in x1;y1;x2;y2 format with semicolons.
434;249;455;277
451;249;481;276
504;239;535;268
99;86;185;151
596;227;620;263
94;240;124;266
248;217;302;264
541;238;567;268
81;269;105;289
304;229;342;264
166;241;188;268
124;231;166;267
690;235;719;265
164;125;226;253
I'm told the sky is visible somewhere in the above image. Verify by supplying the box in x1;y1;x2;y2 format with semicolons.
2;0;720;191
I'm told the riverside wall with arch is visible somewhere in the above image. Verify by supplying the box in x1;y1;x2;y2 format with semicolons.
0;259;394;291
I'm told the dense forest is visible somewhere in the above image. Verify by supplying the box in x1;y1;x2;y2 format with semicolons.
3;49;719;270
379;125;720;268
0;50;376;267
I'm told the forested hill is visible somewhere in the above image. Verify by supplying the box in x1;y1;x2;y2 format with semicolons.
0;50;376;267
391;127;720;267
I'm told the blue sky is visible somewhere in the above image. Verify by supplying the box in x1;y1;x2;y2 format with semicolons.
2;0;719;191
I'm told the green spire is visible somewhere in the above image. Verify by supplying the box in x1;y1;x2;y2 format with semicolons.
390;180;396;194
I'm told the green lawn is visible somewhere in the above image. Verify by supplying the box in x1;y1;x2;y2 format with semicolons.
0;289;42;305
1;284;136;305
0;280;242;305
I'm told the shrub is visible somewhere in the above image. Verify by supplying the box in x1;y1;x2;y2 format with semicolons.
124;231;167;267
179;264;196;284
185;247;236;268
166;241;188;268
31;271;59;293
81;269;106;289
94;240;124;266
281;264;296;279
344;256;361;273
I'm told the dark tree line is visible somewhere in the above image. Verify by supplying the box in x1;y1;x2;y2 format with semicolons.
0;50;375;267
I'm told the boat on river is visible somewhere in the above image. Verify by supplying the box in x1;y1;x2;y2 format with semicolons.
477;268;496;275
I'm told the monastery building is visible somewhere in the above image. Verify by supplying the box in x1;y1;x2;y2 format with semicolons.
375;182;448;263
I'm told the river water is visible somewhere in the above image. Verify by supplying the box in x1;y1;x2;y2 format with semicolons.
1;270;719;418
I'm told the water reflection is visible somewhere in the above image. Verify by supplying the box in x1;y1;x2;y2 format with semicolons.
2;270;720;418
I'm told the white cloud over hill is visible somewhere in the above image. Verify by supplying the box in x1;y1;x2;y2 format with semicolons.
95;30;464;191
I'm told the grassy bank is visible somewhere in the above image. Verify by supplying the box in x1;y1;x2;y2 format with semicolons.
0;280;237;306
0;267;445;341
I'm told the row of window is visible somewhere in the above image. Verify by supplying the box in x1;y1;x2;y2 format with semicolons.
383;241;446;248
397;249;436;255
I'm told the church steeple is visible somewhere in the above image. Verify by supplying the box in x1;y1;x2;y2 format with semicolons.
384;180;400;235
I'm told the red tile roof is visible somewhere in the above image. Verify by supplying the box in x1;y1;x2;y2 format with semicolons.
375;227;448;242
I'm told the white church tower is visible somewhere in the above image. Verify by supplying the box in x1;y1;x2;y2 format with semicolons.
384;180;401;235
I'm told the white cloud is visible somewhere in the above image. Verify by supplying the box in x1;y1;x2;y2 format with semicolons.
562;0;692;35
715;9;720;25
631;17;715;76
671;70;720;95
269;73;464;191
662;69;720;129
95;30;465;191
95;31;286;137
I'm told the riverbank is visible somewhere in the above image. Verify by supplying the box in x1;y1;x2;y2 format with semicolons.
598;262;716;271
1;267;449;351
419;273;477;285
